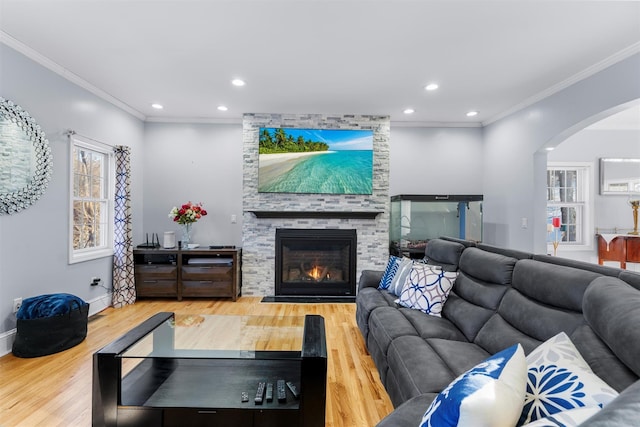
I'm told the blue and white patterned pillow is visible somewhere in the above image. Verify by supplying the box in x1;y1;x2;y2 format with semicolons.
518;332;618;425
388;257;414;296
420;344;527;427
378;255;402;290
521;406;600;426
396;264;458;317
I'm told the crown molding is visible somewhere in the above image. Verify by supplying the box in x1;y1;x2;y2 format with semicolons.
389;120;482;128
144;115;243;125
1;31;146;121
483;42;640;127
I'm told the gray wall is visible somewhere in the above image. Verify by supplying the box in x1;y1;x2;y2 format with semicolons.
0;44;145;340
483;53;640;253
389;126;484;196
142;122;244;247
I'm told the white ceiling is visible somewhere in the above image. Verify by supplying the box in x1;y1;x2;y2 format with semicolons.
1;0;639;125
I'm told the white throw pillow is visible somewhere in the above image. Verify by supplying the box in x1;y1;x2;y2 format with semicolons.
521;406;601;426
387;257;413;296
396;264;458;317
519;332;618;425
420;344;527;427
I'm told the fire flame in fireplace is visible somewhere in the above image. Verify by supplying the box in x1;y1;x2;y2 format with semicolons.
309;265;322;280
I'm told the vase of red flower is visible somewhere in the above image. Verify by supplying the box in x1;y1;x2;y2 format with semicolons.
168;202;207;249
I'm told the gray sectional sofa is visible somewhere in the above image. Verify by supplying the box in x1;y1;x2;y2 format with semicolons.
356;238;640;426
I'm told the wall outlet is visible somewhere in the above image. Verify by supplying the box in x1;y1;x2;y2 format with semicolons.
231;214;237;224
13;297;22;313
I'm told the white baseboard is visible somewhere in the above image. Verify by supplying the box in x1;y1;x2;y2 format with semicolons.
0;293;112;357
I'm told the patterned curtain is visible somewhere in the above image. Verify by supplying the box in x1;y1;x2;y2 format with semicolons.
112;145;136;308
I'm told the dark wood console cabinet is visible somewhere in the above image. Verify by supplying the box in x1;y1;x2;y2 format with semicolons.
134;248;241;301
596;234;640;269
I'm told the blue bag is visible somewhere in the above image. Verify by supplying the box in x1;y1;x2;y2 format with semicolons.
16;293;86;320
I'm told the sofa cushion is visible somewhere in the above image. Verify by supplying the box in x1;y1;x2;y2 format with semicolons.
396;264;458;317
570;324;637;393
583;276;640;378
474;313;542;355
459;247;517;285
355;286;396;341
519;332;619;425
424;238;464;271
419;344;526;427
386;336;491;406
441;247;515;342
399;308;467;341
473;286;584;355
378;255;403;290
367;307;420;384
513;259;601;312
385;336;459;405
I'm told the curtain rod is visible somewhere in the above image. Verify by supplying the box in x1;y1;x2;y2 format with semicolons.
64;129;117;149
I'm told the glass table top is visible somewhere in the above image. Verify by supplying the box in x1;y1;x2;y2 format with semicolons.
119;314;306;359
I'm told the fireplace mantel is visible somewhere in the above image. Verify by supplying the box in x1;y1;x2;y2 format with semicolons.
248;211;382;220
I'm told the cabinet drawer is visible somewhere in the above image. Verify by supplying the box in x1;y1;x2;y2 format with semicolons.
182;280;233;297
182;265;232;280
164;408;252;427
135;279;177;296
135;264;177;279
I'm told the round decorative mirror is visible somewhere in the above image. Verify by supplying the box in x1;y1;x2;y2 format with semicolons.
0;97;53;214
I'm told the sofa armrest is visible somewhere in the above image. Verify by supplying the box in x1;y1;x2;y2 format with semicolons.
358;270;384;291
578;379;640;426
376;394;436;427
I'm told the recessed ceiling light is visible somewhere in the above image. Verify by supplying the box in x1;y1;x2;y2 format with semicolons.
425;83;439;91
217;105;228;111
466;111;479;117
151;103;163;110
231;79;246;87
403;108;415;114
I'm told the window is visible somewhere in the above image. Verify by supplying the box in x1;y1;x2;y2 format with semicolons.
546;163;592;247
69;136;114;263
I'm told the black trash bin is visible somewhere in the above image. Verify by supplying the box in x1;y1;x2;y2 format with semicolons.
12;293;89;358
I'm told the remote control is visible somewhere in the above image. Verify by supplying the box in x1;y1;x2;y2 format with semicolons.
265;383;273;402
276;379;287;402
286;381;300;399
255;382;266;405
241;391;249;402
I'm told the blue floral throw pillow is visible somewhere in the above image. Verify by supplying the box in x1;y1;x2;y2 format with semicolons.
420;344;527;427
378;255;402;290
518;332;618;425
396;264;458;317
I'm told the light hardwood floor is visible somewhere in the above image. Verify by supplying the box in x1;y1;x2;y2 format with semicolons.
0;297;393;426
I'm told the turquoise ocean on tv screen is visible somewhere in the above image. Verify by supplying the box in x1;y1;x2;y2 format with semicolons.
260;150;373;194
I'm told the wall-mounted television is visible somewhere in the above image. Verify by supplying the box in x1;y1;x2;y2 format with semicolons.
258;127;374;195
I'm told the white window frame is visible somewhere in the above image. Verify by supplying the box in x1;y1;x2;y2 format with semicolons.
69;135;114;264
546;162;594;250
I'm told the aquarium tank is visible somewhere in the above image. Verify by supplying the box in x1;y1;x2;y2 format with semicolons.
390;195;483;258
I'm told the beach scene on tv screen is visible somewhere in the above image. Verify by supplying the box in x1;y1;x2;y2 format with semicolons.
258;127;374;194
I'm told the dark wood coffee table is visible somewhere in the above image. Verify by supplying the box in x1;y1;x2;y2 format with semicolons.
92;313;326;427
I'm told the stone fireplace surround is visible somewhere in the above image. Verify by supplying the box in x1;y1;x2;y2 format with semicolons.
241;113;391;297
